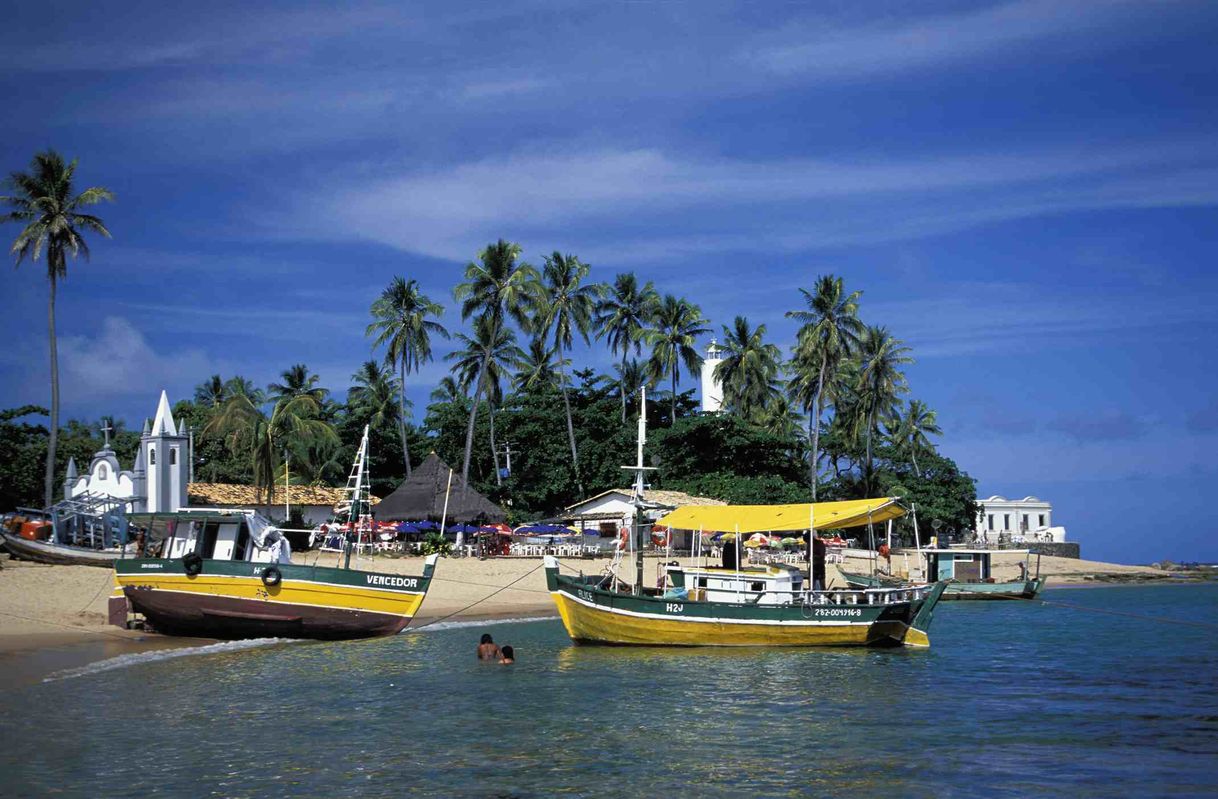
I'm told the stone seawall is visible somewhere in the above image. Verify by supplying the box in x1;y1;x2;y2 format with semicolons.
1029;542;1081;559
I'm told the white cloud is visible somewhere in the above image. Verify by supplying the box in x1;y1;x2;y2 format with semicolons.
55;316;220;401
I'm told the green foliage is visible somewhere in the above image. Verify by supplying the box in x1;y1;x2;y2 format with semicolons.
0;406;48;509
666;472;809;505
419;531;452;556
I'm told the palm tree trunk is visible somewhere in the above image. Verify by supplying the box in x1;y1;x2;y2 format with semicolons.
670;367;677;425
43;276;59;508
460;320;496;492
912;447;921;479
620;353;628;424
557;352;583;495
865;410;875;496
399;361;411;476
810;356;827;502
489;404;502;486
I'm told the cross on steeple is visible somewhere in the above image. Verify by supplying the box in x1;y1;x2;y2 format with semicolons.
100;419;113;449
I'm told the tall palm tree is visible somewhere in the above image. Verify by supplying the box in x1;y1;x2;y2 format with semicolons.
714;316;782;423
614;359;651;418
452;240;539;489
595;272;660;422
268;364;328;406
887;398;942;477
512;337;564;393
2;150;113;506
646;295;710;425
447;316;524;485
786;275;864;499
855;325;912;494
758;394;805;442
194;375;226;408
366;277;448;476
205;391;338;514
536;252;602;494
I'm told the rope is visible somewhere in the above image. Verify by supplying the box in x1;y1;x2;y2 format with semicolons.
0;610;136;641
78;572;115;614
406;561;547;633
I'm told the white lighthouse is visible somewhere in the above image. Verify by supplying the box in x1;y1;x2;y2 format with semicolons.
700;339;724;413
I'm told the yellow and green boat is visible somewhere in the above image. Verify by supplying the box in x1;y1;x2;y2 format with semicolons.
110;509;437;640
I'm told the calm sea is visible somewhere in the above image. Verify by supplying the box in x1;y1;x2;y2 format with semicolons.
2;584;1216;798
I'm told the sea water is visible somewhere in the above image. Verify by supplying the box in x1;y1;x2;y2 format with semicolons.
1;583;1216;798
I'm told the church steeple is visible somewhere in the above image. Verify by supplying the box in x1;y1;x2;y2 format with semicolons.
151;390;178;436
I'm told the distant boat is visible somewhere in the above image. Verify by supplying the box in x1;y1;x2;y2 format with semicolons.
1;511;127;568
110;426;438;640
840;548;1045;600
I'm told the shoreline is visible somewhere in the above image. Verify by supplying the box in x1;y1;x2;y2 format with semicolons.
0;550;1200;682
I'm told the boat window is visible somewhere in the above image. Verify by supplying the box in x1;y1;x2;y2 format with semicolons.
200;522;220;559
956;554;974;562
697;577;707;588
750;581;764;592
232;522;251;561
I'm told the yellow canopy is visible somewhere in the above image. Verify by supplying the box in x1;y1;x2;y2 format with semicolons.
657;497;904;534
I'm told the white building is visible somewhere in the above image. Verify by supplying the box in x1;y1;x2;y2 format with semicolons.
700;339;724;413
65;390;190;513
975;495;1067;544
562;488;725;549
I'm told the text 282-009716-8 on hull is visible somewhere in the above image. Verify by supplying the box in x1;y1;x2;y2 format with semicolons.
110;508;438;641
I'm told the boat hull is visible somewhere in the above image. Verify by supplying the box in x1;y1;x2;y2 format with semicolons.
113;556;435;641
547;567;946;648
0;531;125;568
840;571;1045;601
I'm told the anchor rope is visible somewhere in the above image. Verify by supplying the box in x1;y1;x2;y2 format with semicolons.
406;561;547;632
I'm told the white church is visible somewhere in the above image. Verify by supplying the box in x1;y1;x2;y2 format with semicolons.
64;390;190;514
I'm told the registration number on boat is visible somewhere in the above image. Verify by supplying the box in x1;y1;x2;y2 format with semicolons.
814;608;863;617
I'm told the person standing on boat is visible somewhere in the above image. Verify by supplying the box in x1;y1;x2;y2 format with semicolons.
477;634;501;661
722;535;738;570
812;536;827;591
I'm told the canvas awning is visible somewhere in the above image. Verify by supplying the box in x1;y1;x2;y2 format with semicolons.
657;497;904;534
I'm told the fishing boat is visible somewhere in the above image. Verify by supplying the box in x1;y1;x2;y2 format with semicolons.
1;506;130;568
109;426;438;640
841;548;1046;600
544;389;949;648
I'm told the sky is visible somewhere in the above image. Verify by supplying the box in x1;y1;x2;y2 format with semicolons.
1;1;1216;564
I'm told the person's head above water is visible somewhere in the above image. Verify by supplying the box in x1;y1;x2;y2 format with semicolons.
480;634;493;644
500;645;514;660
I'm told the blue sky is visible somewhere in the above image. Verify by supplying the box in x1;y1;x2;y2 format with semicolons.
2;1;1216;564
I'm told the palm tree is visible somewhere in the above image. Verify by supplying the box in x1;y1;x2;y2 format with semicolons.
268;364;328;406
595;272;660;422
855;325;912;494
887;399;942;477
430;376;466;405
366;277;448;476
614;359;651;417
786;275;864;499
347;360;403;430
223;376;264;404
452;240;539;489
205;391;338;514
758;394;805;442
447;315;524;485
2;150;113;506
194;375;226;408
646;295;710;425
513;337;564;393
536;252;602;494
714;316;782;423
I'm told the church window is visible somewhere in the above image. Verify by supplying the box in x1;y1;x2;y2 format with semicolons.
98;464;107;479
170;449;177;465
150;447;156;465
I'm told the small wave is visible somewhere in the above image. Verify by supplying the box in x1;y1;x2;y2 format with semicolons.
407;615;558;633
44;638;298;683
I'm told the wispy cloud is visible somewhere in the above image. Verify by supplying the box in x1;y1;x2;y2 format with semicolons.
298;139;1218;261
742;0;1170;81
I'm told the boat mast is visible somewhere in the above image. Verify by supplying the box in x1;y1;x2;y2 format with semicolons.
621;387;656;596
343;425;372;570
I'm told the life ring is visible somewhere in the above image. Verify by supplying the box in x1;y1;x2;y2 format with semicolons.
261;565;283;587
878;544;891;559
651;530;670;548
182;552;203;576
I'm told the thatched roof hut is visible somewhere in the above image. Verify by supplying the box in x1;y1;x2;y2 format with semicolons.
372;452;506;523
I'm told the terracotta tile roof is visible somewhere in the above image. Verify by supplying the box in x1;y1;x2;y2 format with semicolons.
188;482;379;510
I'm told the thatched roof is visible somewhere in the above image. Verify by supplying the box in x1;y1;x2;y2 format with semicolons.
188;483;377;511
371;452;506;523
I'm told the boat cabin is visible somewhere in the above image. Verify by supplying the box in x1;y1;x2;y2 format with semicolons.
665;563;805;605
127;509;292;564
922;549;1025;583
